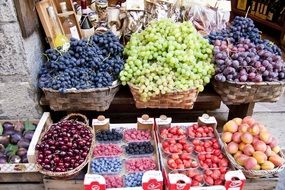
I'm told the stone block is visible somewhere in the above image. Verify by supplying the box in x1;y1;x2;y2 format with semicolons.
0;22;29;80
23;30;44;86
0;82;42;119
0;0;17;22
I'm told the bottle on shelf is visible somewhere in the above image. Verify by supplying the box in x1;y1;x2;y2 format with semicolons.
267;0;277;21
277;5;285;25
258;0;265;18
60;1;80;40
262;0;270;18
80;0;94;38
46;6;69;48
257;0;261;15
250;0;257;15
267;0;282;22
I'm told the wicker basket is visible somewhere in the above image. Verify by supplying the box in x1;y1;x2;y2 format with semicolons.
128;83;199;109
36;113;95;179
212;80;285;105
214;128;285;178
42;82;120;111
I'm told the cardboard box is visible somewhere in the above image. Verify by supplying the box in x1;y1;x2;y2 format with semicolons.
84;115;163;190
155;114;246;190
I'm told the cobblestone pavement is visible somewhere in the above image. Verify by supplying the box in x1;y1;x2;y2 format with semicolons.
276;170;285;190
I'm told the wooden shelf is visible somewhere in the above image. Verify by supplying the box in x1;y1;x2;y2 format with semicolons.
232;8;284;31
57;11;74;17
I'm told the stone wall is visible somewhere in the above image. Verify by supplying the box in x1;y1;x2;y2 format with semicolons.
0;0;44;119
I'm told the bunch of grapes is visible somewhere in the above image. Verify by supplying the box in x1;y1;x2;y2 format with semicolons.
38;31;124;92
208;16;282;55
213;38;285;83
119;19;215;101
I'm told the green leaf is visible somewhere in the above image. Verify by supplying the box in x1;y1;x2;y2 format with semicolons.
0;123;3;135
24;119;36;132
5;144;18;156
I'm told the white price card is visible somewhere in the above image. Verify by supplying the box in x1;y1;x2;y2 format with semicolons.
126;0;145;10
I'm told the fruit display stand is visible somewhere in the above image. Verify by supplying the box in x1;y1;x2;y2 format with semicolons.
41;84;260;121
41;81;120;112
43;170;85;190
212;80;285;105
155;114;246;190
0;119;42;190
84;115;163;190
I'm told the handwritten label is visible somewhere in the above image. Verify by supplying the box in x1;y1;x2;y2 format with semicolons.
92;118;109;126
138;118;154;125
156;118;172;125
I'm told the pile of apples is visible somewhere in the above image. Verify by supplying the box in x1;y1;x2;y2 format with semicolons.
222;116;285;170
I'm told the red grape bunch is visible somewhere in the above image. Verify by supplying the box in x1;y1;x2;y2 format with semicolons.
213;38;285;83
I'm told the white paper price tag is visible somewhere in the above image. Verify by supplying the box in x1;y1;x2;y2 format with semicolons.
138;118;154;125
159;0;176;4
92;118;109;126
156;118;172;125
198;114;217;125
126;0;145;10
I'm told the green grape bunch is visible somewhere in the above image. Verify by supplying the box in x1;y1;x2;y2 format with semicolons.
120;19;215;102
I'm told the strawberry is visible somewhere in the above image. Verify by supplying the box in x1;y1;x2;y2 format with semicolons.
215;179;223;185
177;164;185;169
205;169;213;176
198;154;205;161
169;162;177;169
194;174;203;182
171;153;179;160
192;139;200;145
191;180;200;186
191;160;199;168
181;153;190;160
205;176;214;185
175;159;183;165
220;167;228;174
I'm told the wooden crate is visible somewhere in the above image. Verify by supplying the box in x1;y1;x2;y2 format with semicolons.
0;119;39;173
0;172;44;190
0;183;44;190
44;178;84;190
0;172;42;183
36;0;82;48
244;177;279;190
27;112;53;164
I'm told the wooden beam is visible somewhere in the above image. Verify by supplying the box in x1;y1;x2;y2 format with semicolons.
227;102;255;120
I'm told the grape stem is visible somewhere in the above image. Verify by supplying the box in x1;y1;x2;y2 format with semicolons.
103;53;111;62
42;53;50;62
245;6;250;18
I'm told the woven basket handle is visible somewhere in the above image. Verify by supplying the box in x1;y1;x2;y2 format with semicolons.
62;113;88;125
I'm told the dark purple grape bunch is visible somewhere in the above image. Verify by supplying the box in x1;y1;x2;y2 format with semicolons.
208;16;282;56
38;31;125;92
214;38;285;83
